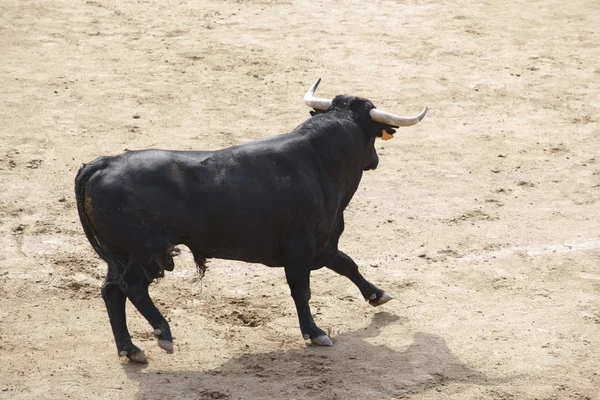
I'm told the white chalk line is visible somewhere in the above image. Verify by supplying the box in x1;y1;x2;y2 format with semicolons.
356;239;600;266
460;239;600;261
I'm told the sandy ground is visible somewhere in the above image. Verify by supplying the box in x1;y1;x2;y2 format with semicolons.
1;0;599;398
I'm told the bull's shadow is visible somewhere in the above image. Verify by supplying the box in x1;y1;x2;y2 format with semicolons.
124;312;490;399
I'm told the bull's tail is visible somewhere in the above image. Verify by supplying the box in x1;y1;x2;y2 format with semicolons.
75;160;124;270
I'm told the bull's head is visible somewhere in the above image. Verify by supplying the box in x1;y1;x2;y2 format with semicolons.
303;79;427;171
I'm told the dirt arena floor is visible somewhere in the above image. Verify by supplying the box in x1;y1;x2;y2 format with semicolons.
1;0;599;398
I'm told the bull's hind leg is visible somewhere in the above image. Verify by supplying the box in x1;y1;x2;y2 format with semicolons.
120;253;174;354
326;251;392;306
101;263;147;363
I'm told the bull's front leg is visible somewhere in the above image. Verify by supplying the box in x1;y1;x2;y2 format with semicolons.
283;235;333;346
285;267;333;346
327;251;392;306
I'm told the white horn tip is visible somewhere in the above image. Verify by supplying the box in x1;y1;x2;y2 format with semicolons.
304;78;322;100
419;105;429;121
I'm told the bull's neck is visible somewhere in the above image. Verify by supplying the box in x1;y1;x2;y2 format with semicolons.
303;118;367;207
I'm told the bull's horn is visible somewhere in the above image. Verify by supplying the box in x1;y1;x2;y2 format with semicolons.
304;78;332;111
369;105;428;127
304;79;428;127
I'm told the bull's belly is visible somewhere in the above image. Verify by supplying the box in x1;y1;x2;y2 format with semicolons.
182;227;339;269
183;235;284;267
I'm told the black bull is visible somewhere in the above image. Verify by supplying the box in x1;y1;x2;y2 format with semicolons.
75;89;425;363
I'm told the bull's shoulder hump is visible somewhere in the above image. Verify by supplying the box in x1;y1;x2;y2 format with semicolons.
228;133;309;157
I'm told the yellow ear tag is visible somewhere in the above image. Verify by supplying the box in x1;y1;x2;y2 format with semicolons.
381;130;394;141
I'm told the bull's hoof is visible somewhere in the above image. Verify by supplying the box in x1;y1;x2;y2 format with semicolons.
368;291;393;307
310;335;334;346
158;339;174;353
120;348;148;364
153;328;174;353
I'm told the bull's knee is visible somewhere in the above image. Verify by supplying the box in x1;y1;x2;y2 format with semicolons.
101;279;119;294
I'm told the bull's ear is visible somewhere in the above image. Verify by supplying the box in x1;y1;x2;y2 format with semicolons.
383;126;397;135
310;110;325;117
